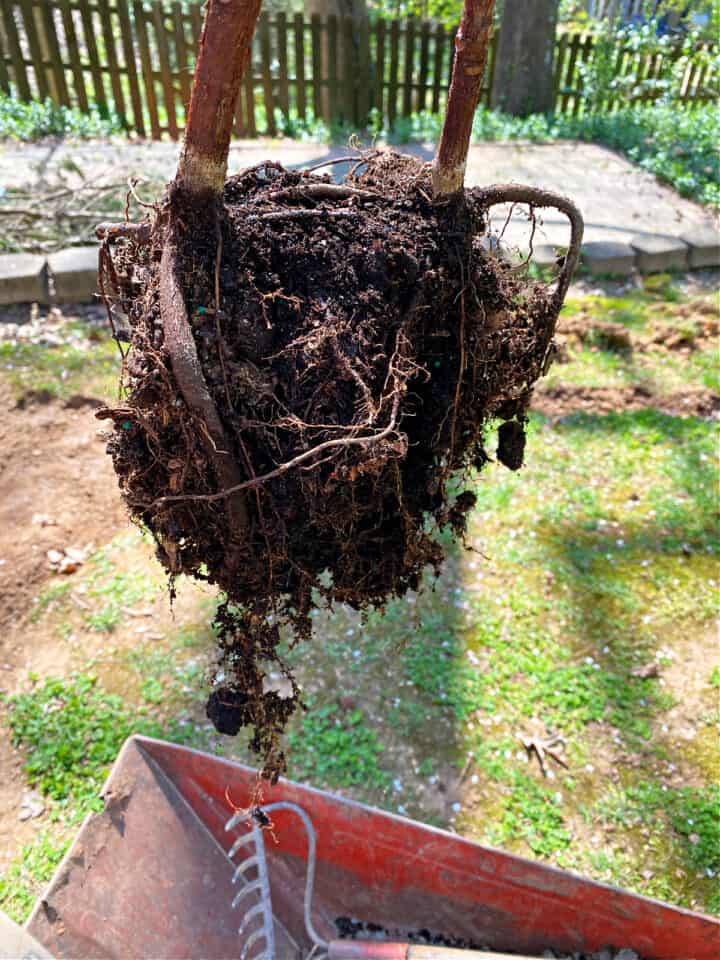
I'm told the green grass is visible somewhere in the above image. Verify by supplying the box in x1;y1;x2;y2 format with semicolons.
0;322;119;402
1;660;212;922
81;542;164;632
599;782;720;873
0;833;67;922
6;673;171;807
1;529;219;923
288;703;391;790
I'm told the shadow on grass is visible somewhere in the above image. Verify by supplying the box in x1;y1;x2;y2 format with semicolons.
512;408;719;904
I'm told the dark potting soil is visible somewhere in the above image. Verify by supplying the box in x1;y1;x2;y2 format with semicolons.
335;916;643;959
100;153;563;778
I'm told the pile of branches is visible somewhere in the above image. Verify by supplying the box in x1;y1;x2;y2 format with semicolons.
0;173;153;254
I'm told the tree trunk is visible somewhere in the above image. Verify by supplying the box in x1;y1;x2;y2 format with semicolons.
432;0;496;198
491;0;559;117
176;0;262;202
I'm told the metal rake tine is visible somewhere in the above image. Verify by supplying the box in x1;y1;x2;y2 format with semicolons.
238;901;265;936
225;811;247;832
240;926;268;960
231;878;263;910
228;830;257;859
233;854;260;884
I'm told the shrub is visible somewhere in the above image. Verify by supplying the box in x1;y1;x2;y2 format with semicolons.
0;92;121;141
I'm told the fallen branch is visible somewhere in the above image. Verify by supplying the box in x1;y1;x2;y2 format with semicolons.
96;221;152;243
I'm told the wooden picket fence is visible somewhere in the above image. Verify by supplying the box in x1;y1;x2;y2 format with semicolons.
0;0;715;140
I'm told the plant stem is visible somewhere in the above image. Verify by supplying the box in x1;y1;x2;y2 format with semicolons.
432;0;496;199
176;0;263;201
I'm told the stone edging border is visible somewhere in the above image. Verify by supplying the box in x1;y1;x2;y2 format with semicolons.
532;225;719;277
0;228;718;308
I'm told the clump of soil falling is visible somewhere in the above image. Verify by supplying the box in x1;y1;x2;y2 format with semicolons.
100;153;563;779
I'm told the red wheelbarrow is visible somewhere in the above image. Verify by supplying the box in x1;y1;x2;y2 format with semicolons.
23;736;719;959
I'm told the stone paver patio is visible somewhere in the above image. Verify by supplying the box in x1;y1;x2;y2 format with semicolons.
0;138;716;292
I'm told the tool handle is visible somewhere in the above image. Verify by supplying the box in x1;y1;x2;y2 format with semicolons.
328;940;543;960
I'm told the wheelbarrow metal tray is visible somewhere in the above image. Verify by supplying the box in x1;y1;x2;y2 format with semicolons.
27;736;719;959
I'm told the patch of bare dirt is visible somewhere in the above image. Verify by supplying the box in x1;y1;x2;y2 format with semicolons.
557;316;633;352
0;376;125;642
653;626;720;788
556;296;720;357
532;384;720;419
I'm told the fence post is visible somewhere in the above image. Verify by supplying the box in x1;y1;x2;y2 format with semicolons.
134;0;160;138
417;18;430;112
357;11;370;123
402;17;414;116
1;2;32;100
276;12;289;121
561;32;581;113
430;20;445;114
19;0;48;99
293;12;306;121
258;11;275;135
37;1;69;106
388;18;399;127
310;13;323;120
78;1;107;110
328;13;338;120
116;0;144;132
98;0;126;122
341;15;355;124
374;18;386;116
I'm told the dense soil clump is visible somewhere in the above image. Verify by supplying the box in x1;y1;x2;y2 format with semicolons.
100;153;565;777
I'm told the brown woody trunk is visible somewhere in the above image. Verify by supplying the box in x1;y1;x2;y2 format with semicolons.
431;0;496;199
175;0;263;201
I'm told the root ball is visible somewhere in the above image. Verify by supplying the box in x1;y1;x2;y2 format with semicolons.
100;153;569;778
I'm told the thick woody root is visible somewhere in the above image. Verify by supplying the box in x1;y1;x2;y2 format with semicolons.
98;153;579;780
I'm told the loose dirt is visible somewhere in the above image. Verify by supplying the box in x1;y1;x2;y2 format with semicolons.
532;384;720;419
0;380;124;638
